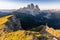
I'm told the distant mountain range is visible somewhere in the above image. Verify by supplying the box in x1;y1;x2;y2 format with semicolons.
0;9;16;12
0;3;60;29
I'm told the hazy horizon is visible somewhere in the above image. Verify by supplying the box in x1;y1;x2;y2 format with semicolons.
0;0;60;10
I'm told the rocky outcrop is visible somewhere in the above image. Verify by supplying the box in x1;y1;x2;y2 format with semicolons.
45;25;60;38
5;15;22;31
0;15;22;32
40;24;60;40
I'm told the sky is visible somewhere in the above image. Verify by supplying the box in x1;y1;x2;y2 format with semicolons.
0;0;60;10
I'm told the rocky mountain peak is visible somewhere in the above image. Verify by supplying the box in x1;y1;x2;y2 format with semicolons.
27;3;34;9
27;3;40;10
30;3;34;9
35;5;40;10
17;3;40;15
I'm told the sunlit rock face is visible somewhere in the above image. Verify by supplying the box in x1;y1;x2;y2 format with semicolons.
41;24;60;38
5;15;22;31
46;25;60;38
40;24;60;40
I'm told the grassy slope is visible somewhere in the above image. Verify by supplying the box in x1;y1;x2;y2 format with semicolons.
0;15;13;25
